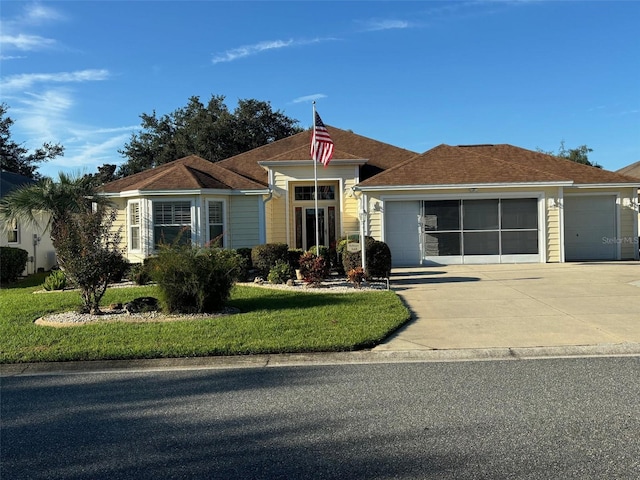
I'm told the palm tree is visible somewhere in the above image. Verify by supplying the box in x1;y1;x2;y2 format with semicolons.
0;172;105;247
1;172;124;314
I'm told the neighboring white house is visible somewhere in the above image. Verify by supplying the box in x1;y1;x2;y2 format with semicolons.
1;171;57;275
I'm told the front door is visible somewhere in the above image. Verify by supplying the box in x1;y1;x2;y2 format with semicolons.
295;206;337;250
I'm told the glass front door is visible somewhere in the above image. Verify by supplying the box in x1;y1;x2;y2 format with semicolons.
295;206;336;250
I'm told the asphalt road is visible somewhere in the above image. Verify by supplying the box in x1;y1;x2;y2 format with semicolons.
2;357;639;479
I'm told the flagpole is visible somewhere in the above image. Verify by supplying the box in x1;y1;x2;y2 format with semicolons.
312;101;320;252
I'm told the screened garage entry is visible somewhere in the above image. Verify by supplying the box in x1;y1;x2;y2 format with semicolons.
564;195;617;261
385;201;421;266
384;197;542;266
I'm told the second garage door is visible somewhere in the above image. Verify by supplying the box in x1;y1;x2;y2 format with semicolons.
564;195;617;261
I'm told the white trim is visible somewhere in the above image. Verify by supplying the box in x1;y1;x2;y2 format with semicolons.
102;188;268;198
150;197;196;250
357;181;573;192
258;195;266;244
558;187;565;263
126;200;142;253
259;159;368;167
205;198;227;247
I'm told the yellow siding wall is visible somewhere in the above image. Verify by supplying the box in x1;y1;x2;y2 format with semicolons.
266;164;360;246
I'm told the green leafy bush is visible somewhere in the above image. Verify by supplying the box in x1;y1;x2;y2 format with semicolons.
341;238;391;279
287;248;304;270
151;245;242;314
298;252;329;285
234;248;253;281
129;263;151;285
43;270;67;291
366;240;392;279
267;260;293;284
0;246;28;283
251;243;289;277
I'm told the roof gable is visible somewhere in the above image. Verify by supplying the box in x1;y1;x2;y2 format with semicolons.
358;144;640;188
218;126;418;184
101;155;266;193
617;160;640;180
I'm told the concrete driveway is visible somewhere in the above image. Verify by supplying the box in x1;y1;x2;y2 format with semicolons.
375;262;640;352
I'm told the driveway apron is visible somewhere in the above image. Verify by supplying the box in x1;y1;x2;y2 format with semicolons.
374;262;640;351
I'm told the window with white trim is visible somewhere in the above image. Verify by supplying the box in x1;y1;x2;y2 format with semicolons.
153;201;191;248
7;219;19;243
208;200;224;247
128;201;141;251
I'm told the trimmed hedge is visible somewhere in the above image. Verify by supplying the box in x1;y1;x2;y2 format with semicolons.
151;245;243;314
251;243;289;277
0;246;28;283
340;238;392;280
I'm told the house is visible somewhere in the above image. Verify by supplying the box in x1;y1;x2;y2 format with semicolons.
0;171;57;274
100;127;640;266
616;160;640;248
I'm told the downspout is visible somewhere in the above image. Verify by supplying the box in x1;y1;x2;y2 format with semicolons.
260;170;276;245
351;186;367;271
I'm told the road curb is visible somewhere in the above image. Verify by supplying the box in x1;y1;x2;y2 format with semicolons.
2;343;640;376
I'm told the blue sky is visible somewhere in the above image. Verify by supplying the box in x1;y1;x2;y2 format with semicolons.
1;0;639;179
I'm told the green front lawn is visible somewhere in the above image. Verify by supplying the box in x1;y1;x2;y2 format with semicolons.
0;275;410;364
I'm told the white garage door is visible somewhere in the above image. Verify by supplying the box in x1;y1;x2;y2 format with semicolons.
384;201;420;266
564;195;617;261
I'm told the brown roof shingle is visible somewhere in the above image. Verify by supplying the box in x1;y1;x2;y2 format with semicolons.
217;126;418;184
359;144;640;188
102;155;267;193
617;160;640;180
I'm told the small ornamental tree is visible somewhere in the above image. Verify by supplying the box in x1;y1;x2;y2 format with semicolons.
55;206;126;314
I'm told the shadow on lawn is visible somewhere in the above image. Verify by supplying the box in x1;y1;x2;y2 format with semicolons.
229;289;359;313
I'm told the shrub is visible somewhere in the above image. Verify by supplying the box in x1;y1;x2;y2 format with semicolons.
43;270;67;291
308;245;330;265
251;243;289;277
298;251;329;285
287;248;304;270
235;248;253;280
367;240;392;279
151;244;242;314
109;259;130;283
0;246;28;283
267;260;293;284
347;266;365;288
129;263;151;285
341;238;392;280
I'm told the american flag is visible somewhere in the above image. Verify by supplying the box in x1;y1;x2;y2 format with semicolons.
310;111;334;167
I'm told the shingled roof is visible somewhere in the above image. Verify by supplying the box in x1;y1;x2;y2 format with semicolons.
217;126;418;185
617;160;640;180
101;155;267;193
358;144;640;188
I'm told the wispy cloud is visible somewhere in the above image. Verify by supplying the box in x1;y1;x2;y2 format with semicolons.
0;33;57;51
0;3;66;56
213;39;294;64
1;69;110;92
360;19;411;32
212;37;334;64
292;94;328;104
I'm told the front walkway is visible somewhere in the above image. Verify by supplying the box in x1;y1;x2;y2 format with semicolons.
375;262;640;351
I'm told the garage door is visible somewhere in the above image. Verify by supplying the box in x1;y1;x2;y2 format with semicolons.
564;195;617;261
385;201;420;266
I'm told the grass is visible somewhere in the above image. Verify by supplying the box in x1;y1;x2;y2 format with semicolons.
0;274;410;364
